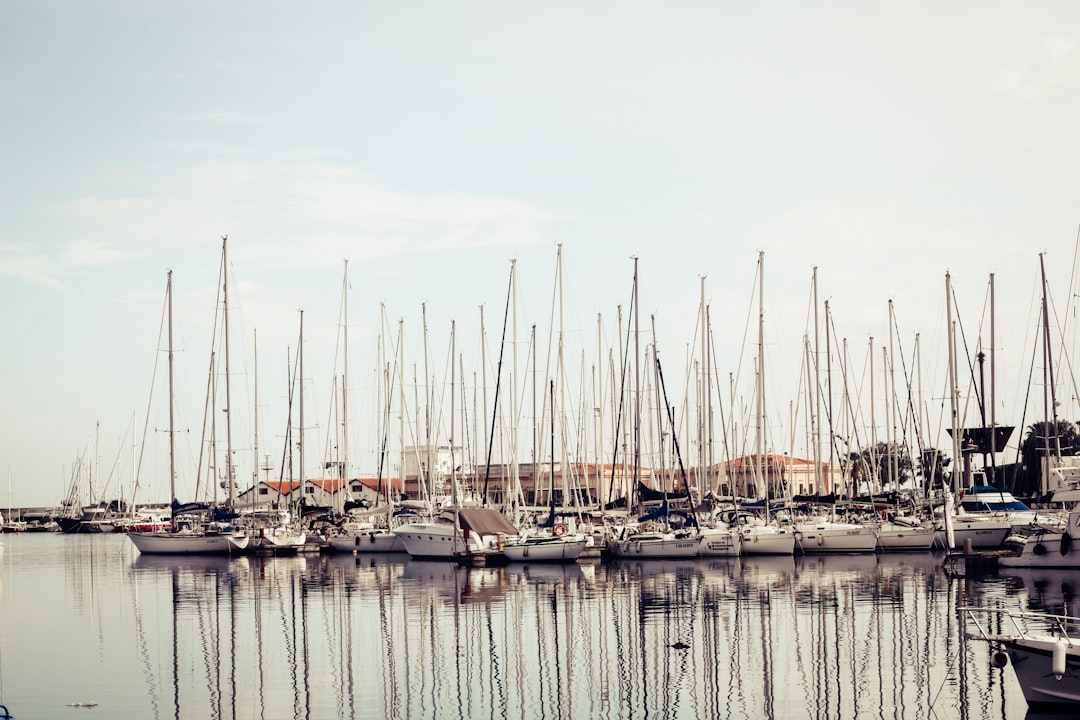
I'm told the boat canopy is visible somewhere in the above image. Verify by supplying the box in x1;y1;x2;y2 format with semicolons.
458;508;519;536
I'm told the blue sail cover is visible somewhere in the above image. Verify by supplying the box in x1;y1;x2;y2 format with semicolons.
637;501;698;528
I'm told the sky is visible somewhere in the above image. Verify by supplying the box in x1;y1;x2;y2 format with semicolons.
3;1;1080;509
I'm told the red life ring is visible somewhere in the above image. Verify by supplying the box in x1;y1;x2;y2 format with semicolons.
554;523;568;537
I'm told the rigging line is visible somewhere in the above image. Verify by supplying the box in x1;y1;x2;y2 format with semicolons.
656;353;697;518
950;284;984;434
481;264;513;504
607;289;636;508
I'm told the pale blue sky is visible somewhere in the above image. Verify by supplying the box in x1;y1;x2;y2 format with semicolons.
3;1;1080;508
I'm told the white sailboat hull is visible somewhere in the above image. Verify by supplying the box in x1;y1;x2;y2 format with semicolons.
697;527;741;557
875;523;936;551
739;525;797;555
795;522;877;554
328;531;405;553
608;532;700;559
129;530;249;555
501;535;587;562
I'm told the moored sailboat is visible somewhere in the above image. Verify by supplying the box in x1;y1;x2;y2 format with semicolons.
129;241;249;556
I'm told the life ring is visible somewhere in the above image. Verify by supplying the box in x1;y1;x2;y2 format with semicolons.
554;523;568;537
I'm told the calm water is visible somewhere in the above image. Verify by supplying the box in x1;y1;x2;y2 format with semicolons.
0;533;1055;719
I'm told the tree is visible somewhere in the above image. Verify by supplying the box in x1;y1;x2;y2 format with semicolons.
854;441;914;493
1018;420;1080;498
919;447;950;494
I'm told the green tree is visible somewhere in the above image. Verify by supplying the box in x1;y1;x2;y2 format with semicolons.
919;447;950;494
1018;420;1080;497
855;441;914;492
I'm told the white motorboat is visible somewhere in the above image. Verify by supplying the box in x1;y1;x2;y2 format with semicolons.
959;485;1064;533
964;606;1080;713
936;513;1013;550
1000;510;1080;569
392;506;518;560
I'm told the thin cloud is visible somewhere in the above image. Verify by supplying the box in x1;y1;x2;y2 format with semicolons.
0;244;62;288
995;35;1080;104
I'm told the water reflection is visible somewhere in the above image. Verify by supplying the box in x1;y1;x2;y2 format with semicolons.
0;535;1034;719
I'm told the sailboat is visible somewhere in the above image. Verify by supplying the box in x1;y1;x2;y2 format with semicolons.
329;311;407;554
392;320;519;561
932;271;1012;552
502;381;588;563
607;261;702;560
129;241;249;555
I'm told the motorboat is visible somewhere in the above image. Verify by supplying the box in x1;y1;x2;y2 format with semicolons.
964;606;1080;713
1000;510;1080;569
392;505;518;561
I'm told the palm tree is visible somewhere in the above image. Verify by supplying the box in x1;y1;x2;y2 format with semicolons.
1018;420;1080;498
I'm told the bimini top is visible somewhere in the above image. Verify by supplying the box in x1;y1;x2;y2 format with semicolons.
458;507;519;536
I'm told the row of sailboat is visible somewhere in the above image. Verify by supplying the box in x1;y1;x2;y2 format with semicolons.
119;242;1078;576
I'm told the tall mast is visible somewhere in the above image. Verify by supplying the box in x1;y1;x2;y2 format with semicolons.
167;270;176;503
633;257;641;499
756;251;765;499
1040;253;1062;469
812;266;822;492
342;259;349;507
944;272;959;548
449;319;457;505
252;328;258;507
298;308;305;509
221;236;237;508
989;273;997;461
398;318;405;510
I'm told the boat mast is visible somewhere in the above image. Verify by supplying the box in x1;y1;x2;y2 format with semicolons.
756;251;766;502
221;236;237;509
342;260;349;513
298;308;305;514
167;270;176;504
1040;253;1062;490
812;266;822;493
450;319;457;505
633;257;641;510
945;272;960;549
252;327;258;510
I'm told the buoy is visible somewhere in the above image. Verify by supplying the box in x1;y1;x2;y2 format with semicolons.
670;642;690;650
816;534;824;546
990;650;1009;669
1053;639;1068;678
1034;543;1046;556
1061;532;1072;555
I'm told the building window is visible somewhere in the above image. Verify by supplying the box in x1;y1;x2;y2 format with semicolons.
258;487;268;495
305;486;314;494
